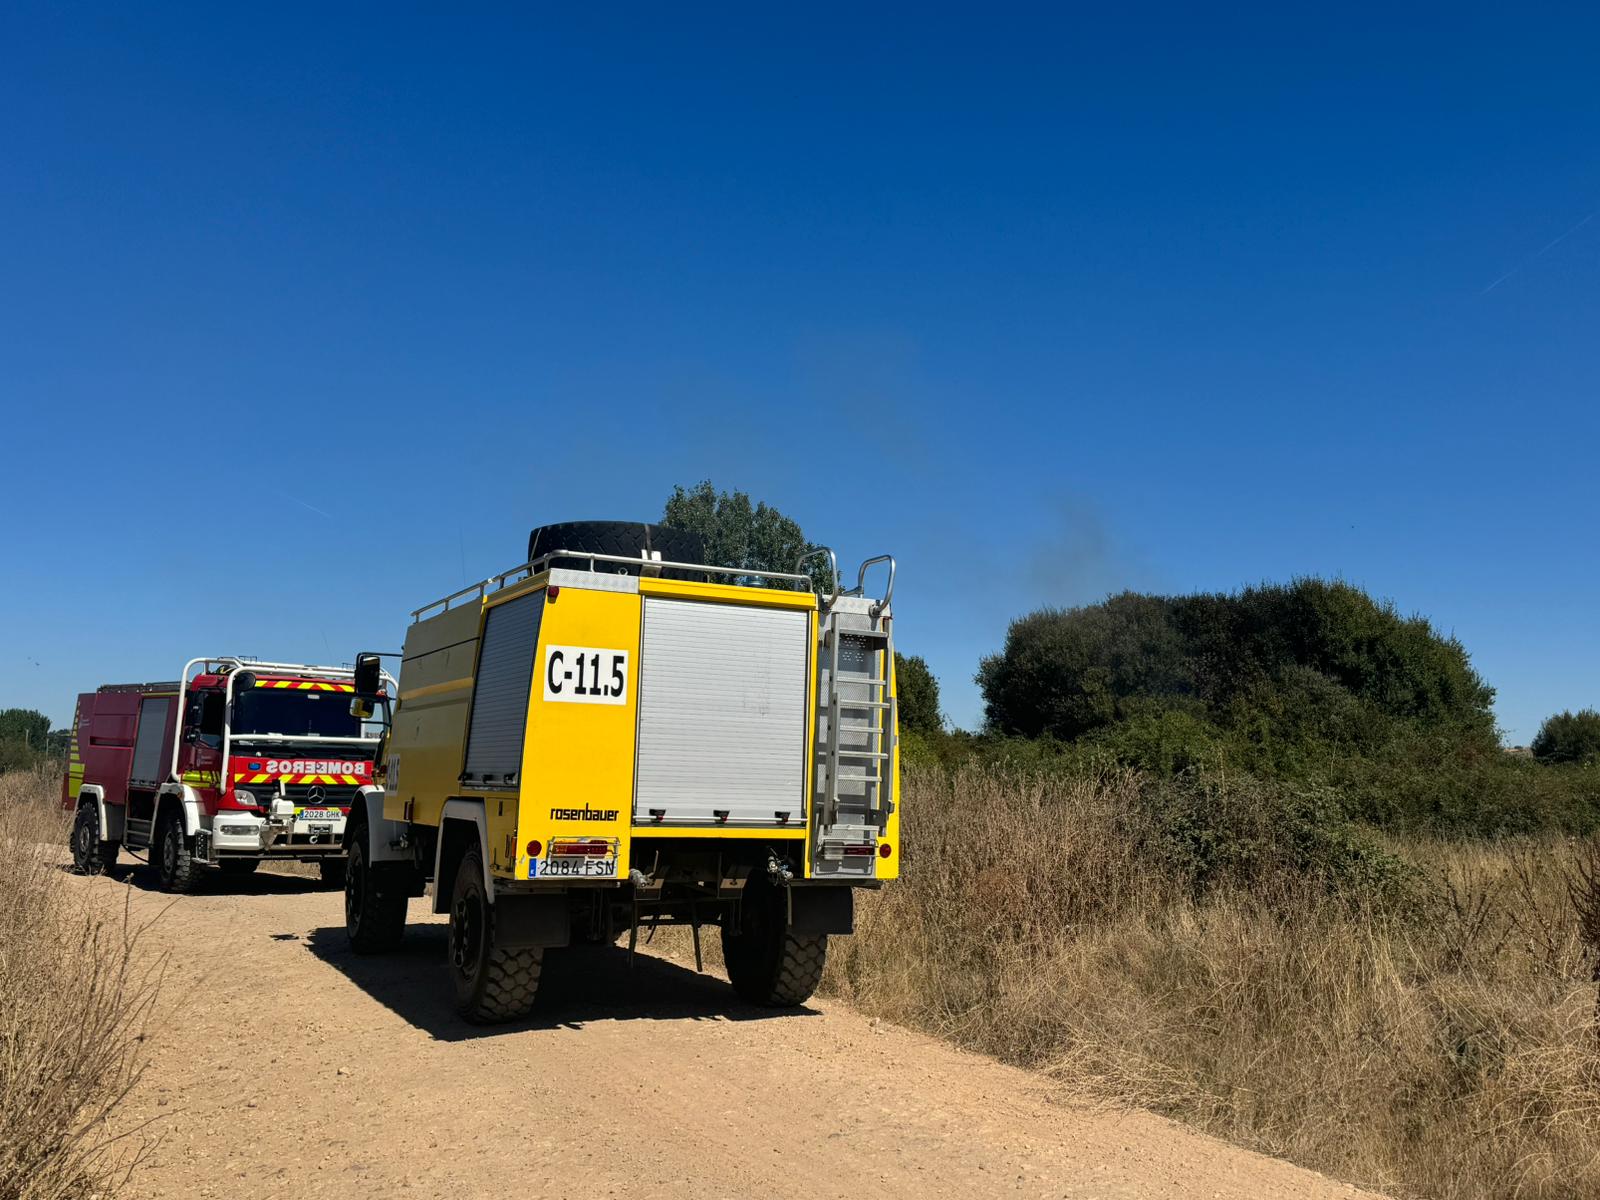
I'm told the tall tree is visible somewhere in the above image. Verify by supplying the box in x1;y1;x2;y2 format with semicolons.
0;708;50;749
0;708;53;773
895;653;942;733
663;481;837;592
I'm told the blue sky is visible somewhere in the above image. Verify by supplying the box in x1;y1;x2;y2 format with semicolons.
2;4;1597;741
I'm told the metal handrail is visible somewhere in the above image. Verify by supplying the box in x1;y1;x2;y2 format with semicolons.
410;548;815;621
214;659;362;678
793;546;840;613
170;656;381;781
855;554;897;618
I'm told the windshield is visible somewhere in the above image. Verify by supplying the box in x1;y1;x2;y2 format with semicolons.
231;689;364;739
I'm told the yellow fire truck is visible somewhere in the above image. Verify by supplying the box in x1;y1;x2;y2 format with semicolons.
344;521;899;1022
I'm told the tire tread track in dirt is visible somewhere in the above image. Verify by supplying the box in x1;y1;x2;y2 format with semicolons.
76;867;1383;1200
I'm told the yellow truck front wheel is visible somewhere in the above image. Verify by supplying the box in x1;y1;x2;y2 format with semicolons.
344;821;408;955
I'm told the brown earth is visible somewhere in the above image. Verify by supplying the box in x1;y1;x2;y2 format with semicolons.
69;864;1381;1200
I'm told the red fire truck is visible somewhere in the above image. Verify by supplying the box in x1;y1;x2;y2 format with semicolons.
62;657;390;892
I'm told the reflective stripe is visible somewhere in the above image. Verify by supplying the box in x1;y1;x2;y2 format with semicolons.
260;680;354;692
231;772;368;785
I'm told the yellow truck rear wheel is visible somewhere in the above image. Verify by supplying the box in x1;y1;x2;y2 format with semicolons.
721;869;827;1007
448;843;543;1023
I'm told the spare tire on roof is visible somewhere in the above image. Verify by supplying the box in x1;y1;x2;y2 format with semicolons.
527;521;709;581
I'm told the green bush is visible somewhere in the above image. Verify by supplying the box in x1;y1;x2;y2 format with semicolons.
978;580;1493;747
969;578;1559;835
1531;709;1600;766
976;593;1192;741
1082;701;1226;776
1129;770;1407;895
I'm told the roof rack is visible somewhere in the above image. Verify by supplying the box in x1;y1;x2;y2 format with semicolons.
410;548;818;622
186;657;360;680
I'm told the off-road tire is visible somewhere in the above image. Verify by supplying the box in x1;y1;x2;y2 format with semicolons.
721;869;827;1007
449;844;542;1023
217;858;260;876
319;858;348;890
344;817;407;954
70;801;117;875
155;811;201;893
526;520;707;581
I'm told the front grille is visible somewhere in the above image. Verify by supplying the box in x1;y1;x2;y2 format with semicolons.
279;783;360;808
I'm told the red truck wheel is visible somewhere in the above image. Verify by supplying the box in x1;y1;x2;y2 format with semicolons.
70;801;117;876
155;812;201;893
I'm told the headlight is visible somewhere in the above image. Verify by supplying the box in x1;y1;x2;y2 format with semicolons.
219;824;256;836
233;789;257;808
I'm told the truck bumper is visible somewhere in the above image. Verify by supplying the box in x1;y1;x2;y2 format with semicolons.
204;811;348;858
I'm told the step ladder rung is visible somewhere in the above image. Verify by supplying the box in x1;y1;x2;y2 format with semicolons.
818;610;897;833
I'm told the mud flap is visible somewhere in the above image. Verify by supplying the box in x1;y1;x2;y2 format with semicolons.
495;893;571;949
788;886;853;936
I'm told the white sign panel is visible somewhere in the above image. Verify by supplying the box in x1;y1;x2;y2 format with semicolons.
543;645;630;706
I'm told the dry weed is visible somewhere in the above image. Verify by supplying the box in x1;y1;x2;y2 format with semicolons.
820;767;1600;1200
0;765;164;1200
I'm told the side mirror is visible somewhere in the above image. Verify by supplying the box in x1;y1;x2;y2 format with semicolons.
350;697;375;720
234;671;257;692
182;727;200;744
353;652;382;697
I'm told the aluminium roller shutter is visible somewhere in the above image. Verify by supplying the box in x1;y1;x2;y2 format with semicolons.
463;590;546;786
634;597;809;825
130;697;172;787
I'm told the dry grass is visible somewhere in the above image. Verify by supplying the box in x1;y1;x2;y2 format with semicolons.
0;765;163;1200
821;766;1600;1200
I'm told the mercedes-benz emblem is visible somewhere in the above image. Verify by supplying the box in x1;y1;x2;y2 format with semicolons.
306;785;325;803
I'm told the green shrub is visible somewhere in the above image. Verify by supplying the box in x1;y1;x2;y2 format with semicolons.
1532;709;1600;766
978;580;1493;747
968;578;1560;835
1082;701;1227;775
976;593;1192;741
1129;769;1407;894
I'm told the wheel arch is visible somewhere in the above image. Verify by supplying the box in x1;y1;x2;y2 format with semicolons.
433;799;491;914
155;784;203;837
350;786;410;864
74;784;116;840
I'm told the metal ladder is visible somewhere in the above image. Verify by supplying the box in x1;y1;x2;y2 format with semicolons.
813;555;898;840
819;619;896;831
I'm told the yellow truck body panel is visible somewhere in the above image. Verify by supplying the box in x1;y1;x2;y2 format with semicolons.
388;568;899;882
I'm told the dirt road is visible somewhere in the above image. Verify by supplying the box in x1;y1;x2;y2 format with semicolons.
76;865;1377;1200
